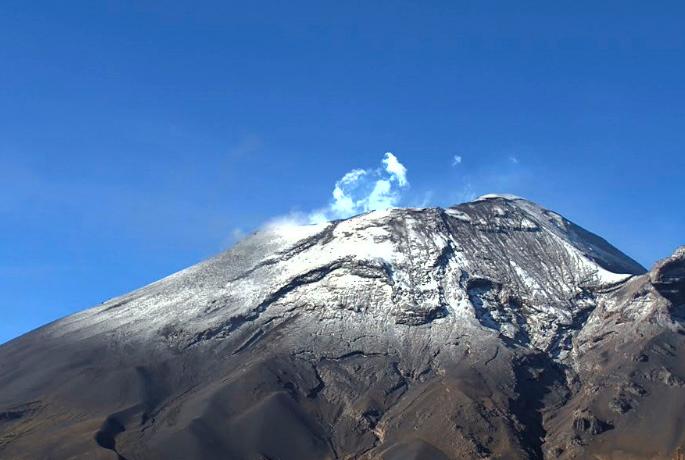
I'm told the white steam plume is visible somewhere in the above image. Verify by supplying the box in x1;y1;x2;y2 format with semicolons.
309;152;409;223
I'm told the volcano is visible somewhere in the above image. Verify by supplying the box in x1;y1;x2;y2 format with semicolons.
1;195;683;459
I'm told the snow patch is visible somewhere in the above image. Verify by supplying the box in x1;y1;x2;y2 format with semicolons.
445;209;472;222
475;194;524;201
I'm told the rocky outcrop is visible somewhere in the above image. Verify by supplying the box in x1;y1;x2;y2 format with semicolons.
651;246;685;306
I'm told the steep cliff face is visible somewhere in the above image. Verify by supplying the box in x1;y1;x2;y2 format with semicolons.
0;196;682;460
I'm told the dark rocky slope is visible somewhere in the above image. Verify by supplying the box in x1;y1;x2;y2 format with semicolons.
0;195;682;459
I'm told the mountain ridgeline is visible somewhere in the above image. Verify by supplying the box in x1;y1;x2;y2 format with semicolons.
0;195;683;459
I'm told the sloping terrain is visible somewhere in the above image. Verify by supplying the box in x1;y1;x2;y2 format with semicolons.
0;195;682;459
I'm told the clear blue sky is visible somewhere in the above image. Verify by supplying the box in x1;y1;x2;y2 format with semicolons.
1;1;684;344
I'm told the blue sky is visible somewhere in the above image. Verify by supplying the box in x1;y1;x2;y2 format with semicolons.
1;1;684;343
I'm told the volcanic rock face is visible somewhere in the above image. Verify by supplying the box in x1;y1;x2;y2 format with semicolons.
0;195;683;459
